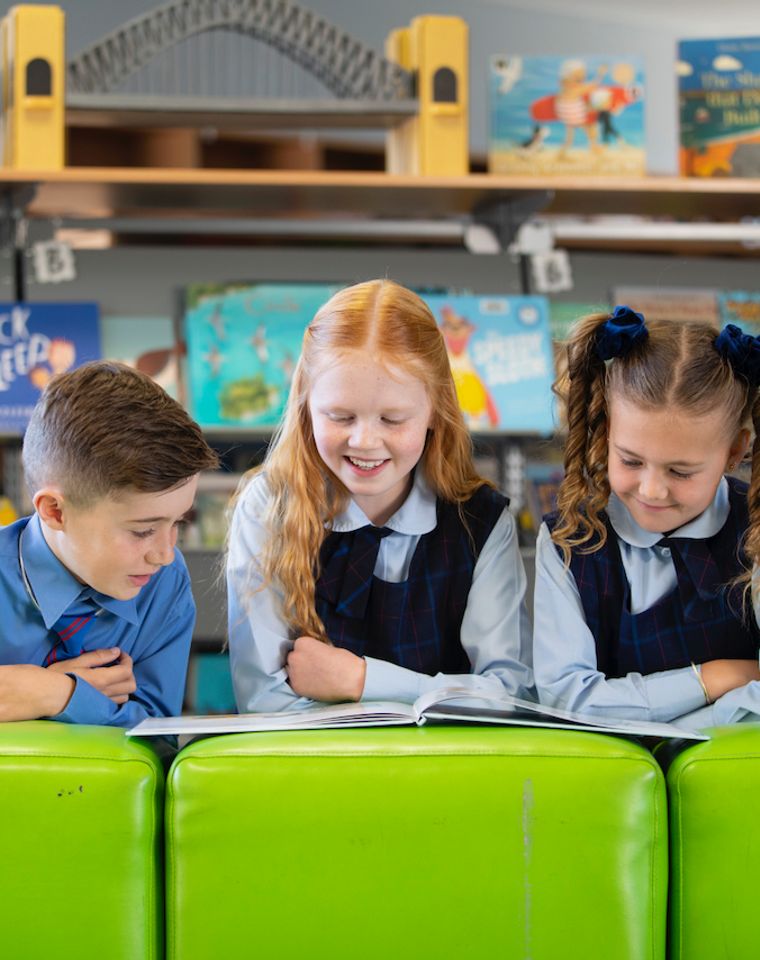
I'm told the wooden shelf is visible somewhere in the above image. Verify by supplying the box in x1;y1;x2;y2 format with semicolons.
2;169;760;223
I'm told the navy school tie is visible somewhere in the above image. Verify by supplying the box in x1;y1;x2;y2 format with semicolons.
656;536;722;621
45;590;102;666
319;525;393;620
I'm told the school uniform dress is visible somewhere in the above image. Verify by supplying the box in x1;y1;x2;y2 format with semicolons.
0;513;195;726
227;468;533;712
534;476;760;730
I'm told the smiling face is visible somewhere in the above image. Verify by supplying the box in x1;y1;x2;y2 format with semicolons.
308;353;433;525
37;477;199;600
607;395;748;533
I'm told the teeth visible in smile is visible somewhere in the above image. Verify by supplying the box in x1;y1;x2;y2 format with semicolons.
348;457;385;469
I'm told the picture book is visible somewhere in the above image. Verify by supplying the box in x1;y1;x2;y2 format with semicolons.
183;283;340;430
100;315;179;399
425;294;556;435
718;290;760;332
678;36;760;177
488;55;646;176
0;302;100;433
127;685;708;741
610;287;720;325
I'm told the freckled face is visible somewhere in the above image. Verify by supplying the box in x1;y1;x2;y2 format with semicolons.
308;354;433;525
607;396;747;533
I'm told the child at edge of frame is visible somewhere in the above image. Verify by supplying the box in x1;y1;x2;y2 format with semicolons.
0;360;219;725
534;305;760;731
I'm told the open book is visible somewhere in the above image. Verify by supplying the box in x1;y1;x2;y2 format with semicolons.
127;686;708;740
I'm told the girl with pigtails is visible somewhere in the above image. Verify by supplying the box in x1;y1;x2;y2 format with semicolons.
227;279;533;712
533;306;760;731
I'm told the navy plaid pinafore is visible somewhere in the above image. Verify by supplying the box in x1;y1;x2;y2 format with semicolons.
315;485;507;675
545;477;759;678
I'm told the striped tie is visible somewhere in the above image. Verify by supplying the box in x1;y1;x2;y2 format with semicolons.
45;591;100;665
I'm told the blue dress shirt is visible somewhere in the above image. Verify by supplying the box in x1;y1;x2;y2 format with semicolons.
227;469;534;711
0;513;195;726
534;477;760;730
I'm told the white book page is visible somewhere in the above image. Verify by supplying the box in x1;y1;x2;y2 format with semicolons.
127;700;418;737
415;687;708;741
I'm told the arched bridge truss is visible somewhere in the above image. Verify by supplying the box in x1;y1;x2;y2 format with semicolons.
66;0;415;103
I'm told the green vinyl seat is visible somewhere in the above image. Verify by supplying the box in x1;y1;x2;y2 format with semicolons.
166;726;667;960
664;724;760;960
0;721;165;960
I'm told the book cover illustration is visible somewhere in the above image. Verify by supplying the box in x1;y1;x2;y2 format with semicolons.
0;302;100;433
488;55;645;176
100;316;179;399
678;36;760;177
718;291;760;333
183;283;339;429
425;294;556;435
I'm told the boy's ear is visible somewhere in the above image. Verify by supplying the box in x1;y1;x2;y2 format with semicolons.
33;488;67;530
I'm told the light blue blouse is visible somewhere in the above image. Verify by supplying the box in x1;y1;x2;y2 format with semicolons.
534;477;760;730
227;469;533;712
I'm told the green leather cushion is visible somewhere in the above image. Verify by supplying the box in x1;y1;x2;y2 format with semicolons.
665;724;760;960
0;721;164;960
167;726;666;960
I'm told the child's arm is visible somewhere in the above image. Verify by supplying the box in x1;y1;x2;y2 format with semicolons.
533;522;711;723
227;480;318;713
40;562;194;727
0;664;75;721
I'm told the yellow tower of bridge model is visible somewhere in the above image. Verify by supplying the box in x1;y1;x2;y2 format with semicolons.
0;4;65;169
386;15;469;176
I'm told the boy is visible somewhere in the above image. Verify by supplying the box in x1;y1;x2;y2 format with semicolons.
0;361;219;725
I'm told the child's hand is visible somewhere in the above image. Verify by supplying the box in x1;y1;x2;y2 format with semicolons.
700;659;760;702
286;636;366;702
47;648;137;705
0;664;75;720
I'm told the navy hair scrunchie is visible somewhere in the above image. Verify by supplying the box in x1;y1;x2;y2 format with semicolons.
714;324;760;387
594;305;648;361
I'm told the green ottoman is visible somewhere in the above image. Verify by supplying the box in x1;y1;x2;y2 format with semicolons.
0;721;164;960
167;727;666;960
665;725;760;960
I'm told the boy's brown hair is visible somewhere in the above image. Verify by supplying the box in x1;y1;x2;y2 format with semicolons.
23;361;219;504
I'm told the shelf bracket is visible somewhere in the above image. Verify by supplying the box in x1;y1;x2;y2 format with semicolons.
468;191;553;253
1;185;37;302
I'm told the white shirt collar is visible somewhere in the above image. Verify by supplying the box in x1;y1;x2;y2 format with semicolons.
328;468;437;535
607;476;729;547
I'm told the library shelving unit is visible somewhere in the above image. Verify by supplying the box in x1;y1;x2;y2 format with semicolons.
2;169;760;254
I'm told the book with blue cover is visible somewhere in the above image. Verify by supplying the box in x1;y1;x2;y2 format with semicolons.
0;302;100;433
183;283;340;429
678;36;760;177
424;294;556;435
488;54;646;176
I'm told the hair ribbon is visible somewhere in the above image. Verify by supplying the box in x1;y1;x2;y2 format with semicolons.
594;305;648;361
714;324;760;388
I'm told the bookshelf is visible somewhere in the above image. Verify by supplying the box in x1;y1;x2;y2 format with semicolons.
3;168;760;235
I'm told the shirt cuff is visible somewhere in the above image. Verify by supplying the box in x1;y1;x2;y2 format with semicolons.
361;657;423;704
52;674;117;725
643;666;711;722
